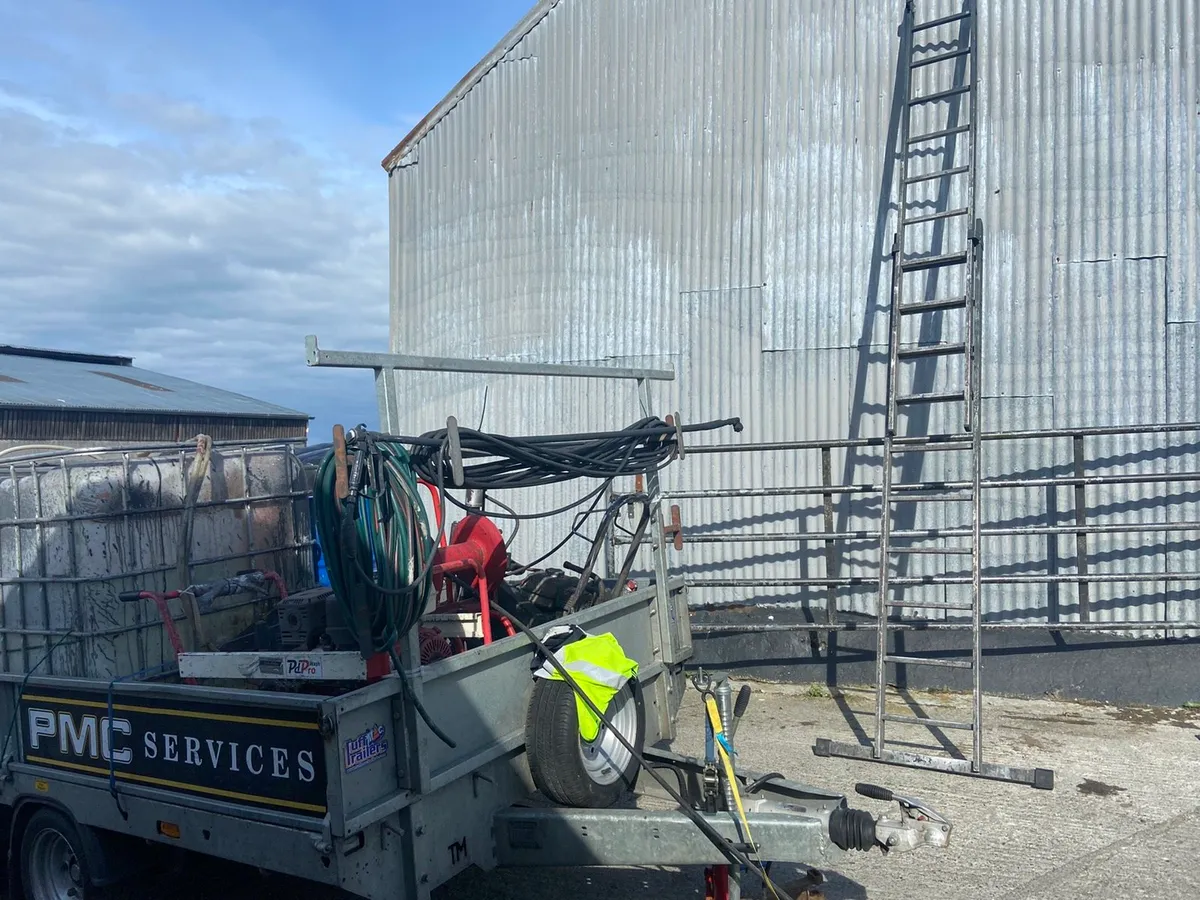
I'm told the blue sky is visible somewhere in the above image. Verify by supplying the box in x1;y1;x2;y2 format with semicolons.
0;0;532;442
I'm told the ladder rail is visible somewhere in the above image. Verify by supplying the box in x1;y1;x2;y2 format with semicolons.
820;1;1054;789
883;0;987;766
875;0;918;763
963;0;983;772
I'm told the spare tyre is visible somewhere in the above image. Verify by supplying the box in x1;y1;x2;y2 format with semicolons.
525;677;644;808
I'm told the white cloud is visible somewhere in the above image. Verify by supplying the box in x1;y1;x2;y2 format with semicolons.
0;3;391;442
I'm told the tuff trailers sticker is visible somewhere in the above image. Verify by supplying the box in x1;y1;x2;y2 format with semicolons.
19;690;327;817
344;724;389;772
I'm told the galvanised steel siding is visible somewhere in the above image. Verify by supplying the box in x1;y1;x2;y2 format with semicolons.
387;0;1199;625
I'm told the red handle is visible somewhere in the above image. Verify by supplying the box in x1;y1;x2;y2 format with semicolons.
419;480;448;549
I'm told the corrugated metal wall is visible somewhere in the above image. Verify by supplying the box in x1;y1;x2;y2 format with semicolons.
386;0;1200;625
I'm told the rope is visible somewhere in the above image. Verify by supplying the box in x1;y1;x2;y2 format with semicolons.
178;434;213;650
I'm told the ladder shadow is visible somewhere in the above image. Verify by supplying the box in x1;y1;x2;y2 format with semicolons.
835;0;975;612
890;685;967;759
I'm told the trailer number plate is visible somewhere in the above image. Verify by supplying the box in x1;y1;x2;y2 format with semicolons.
344;724;388;772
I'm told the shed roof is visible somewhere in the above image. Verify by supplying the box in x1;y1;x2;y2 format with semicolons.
0;346;308;420
381;0;557;171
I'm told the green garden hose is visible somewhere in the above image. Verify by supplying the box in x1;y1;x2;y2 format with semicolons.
313;437;437;654
312;434;458;747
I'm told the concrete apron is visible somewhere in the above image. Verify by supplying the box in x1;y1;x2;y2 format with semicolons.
690;610;1200;708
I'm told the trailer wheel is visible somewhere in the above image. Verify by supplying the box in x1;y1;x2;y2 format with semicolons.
20;809;91;900
526;677;644;808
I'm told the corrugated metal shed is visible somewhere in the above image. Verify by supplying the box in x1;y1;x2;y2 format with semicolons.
381;0;1200;626
0;346;309;446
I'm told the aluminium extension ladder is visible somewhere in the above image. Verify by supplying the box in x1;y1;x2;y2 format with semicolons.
815;0;1052;789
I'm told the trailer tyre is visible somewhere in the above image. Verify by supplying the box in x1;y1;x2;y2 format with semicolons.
526;677;644;808
20;809;91;900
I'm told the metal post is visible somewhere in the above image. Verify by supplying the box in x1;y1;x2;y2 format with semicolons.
821;446;838;625
120;452;146;674
1045;483;1060;624
5;463;18;674
603;482;618;581
639;378;675;668
31;462;49;673
1072;434;1091;623
970;221;984;773
873;1;916;757
715;678;737;813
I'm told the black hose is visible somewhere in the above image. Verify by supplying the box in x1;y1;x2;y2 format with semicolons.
388;646;456;748
379;416;742;492
744;772;786;794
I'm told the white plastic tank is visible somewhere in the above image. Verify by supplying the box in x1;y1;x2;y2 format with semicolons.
0;441;313;679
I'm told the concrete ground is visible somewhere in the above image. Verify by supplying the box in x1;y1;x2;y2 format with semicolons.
103;681;1200;899
443;682;1200;900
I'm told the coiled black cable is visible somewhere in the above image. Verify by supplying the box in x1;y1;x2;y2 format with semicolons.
392;415;742;492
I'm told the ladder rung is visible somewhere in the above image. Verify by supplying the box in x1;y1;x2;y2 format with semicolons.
886;599;976;610
884;654;973;670
899;251;970;272
908;84;972;106
896;390;967;405
889;491;972;503
912;11;973;33
890;441;974;452
908;123;972;144
899;295;968;314
903;207;970;226
882;712;975;730
898;341;966;359
889;546;973;555
911;47;972;69
904;165;971;186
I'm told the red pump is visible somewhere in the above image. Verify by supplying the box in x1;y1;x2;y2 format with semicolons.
365;485;514;680
432;512;511;645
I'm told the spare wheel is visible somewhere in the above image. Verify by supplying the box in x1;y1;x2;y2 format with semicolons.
525;677;644;808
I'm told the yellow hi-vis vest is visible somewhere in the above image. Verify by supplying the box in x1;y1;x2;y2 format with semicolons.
533;632;638;742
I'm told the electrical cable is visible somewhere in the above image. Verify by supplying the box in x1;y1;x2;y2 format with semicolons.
485;495;521;548
507;488;642;577
441;476;610;521
506;488;610;575
387;646;456;748
379;415;742;492
434;414;663;528
0;630;77;774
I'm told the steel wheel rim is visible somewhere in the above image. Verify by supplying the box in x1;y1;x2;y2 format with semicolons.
28;829;83;900
578;683;636;785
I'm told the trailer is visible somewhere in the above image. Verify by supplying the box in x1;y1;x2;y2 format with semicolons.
0;344;952;900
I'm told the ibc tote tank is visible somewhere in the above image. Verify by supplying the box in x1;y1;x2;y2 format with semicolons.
0;441;313;679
